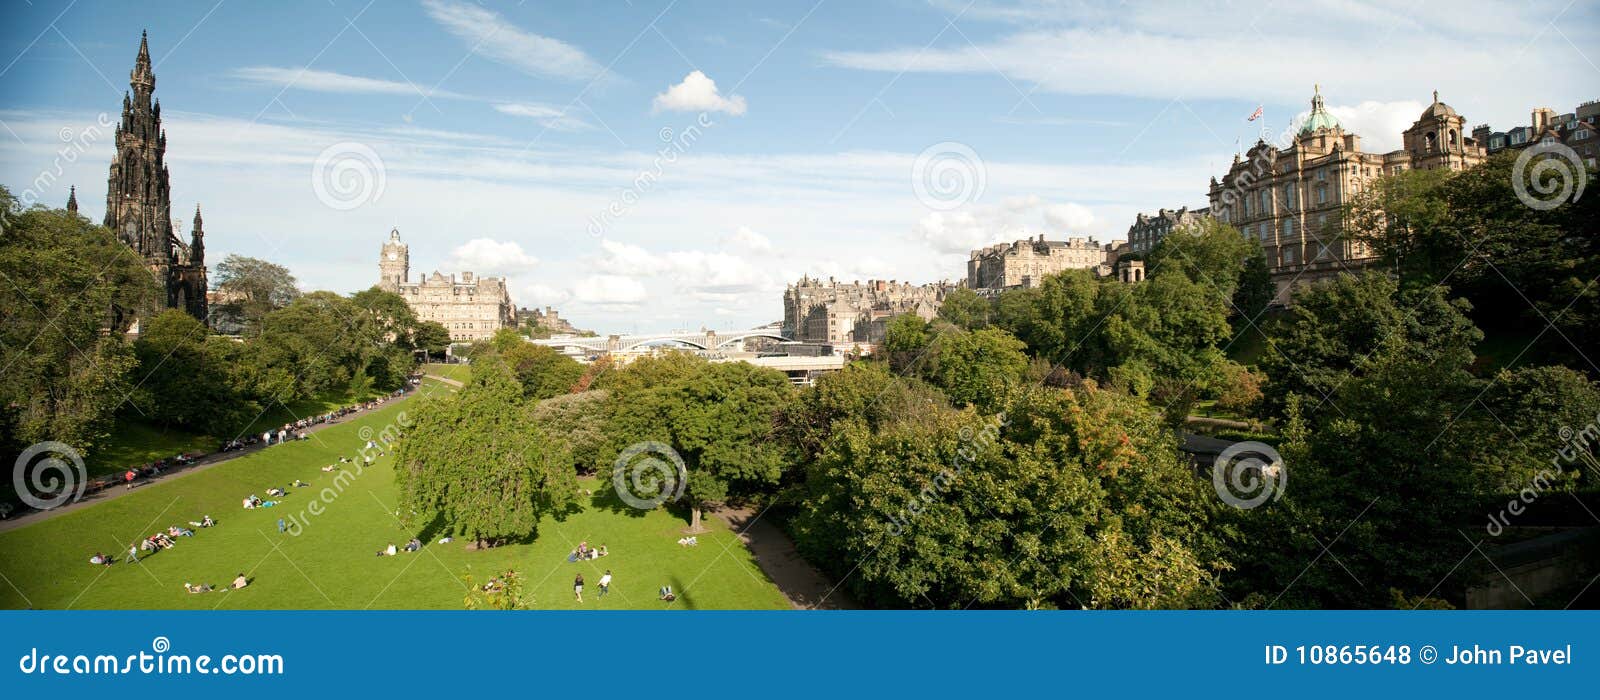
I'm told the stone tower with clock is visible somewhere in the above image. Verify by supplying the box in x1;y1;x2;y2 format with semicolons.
378;227;409;291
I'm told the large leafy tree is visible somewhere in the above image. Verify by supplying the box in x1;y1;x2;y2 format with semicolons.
130;309;256;435
604;354;796;531
531;390;610;473
793;382;1224;609
937;287;992;330
924;326;1028;411
396;358;580;547
501;342;585;400
0;188;159;456
1348;153;1599;366
1259;272;1480;416
213;254;300;335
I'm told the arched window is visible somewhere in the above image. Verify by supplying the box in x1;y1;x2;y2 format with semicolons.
1425;132;1437;151
1449;129;1458;147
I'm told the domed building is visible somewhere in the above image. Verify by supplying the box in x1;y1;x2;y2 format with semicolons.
1402;91;1487;171
1208;86;1486;305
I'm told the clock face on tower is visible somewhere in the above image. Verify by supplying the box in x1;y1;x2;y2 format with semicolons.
387;250;399;261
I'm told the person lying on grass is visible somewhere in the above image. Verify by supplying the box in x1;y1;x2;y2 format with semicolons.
184;582;214;593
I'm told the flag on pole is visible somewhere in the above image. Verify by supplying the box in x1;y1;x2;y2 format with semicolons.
1247;105;1263;122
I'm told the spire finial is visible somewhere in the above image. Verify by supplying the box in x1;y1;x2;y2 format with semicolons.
1432;89;1439;103
66;185;78;213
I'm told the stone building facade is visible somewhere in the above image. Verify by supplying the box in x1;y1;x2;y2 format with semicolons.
516;306;587;336
782;276;953;345
377;228;514;342
1208;87;1486;303
100;32;208;321
1125;206;1210;254
1474;100;1600;168
965;235;1121;291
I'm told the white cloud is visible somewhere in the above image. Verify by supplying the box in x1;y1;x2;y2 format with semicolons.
915;197;1103;254
519;283;571;307
422;0;607;82
446;238;540;276
821;1;1594;129
1317;100;1425;154
572;275;648;308
652;71;747;116
1043;202;1095;231
494;103;592;132
230;66;469;99
590;239;774;298
723;226;773;253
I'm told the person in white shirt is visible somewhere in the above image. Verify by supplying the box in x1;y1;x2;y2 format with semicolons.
598;571;612;597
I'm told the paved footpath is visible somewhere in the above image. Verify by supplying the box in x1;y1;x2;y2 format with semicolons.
0;387;428;534
716;506;858;609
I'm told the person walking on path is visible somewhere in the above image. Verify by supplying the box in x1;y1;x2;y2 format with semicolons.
598;571;612;598
127;543;139;563
574;573;584;603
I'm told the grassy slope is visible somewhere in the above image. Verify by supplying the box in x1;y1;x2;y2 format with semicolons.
0;380;787;610
422;362;472;383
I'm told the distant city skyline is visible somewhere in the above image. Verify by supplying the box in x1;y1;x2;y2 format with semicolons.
2;0;1595;332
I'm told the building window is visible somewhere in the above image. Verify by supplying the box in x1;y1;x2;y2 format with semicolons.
1576;130;1591;140
1282;218;1293;240
1316;185;1327;204
1491;137;1504;148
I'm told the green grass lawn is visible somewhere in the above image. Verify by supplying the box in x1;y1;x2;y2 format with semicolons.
0;379;788;610
84;421;219;478
422;362;472;383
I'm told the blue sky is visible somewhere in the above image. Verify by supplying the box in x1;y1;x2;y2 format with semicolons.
2;0;1596;332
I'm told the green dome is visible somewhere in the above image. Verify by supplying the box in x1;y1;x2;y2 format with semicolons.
1297;86;1342;135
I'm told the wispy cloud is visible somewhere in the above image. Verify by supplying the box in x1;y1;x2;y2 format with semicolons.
230;66;470;100
493;102;592;132
422;0;608;82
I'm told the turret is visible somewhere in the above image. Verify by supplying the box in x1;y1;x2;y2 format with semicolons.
66;185;78;214
190;204;205;264
130;30;155;96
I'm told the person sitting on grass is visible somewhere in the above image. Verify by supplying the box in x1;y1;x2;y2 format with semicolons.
403;538;421;553
89;552;112;566
266;487;285;498
376;543;397;557
232;573;248;590
597;544;609;558
169;525;194;538
677;536;698;547
658;585;675;601
321;465;338;473
293;479;309;488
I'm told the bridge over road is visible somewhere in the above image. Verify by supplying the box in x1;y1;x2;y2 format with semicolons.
528;328;793;354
